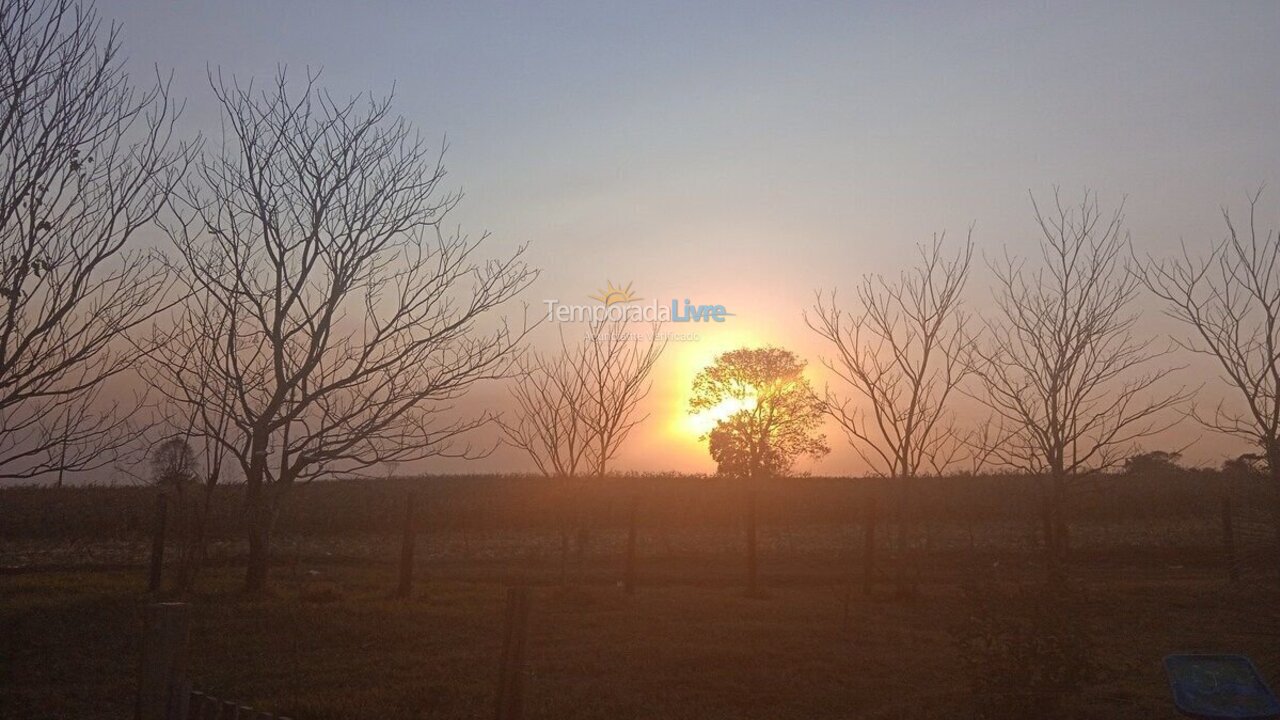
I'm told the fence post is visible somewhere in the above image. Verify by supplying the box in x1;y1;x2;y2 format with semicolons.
745;484;759;597
149;494;168;594
189;692;216;720
495;586;532;720
135;602;189;720
623;494;638;595
863;495;877;596
1221;495;1240;582
397;492;417;598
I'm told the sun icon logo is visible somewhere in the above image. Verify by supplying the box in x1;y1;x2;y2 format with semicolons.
589;280;641;306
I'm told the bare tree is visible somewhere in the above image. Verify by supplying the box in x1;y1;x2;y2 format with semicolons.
1141;190;1280;549
499;316;664;582
808;234;973;476
0;0;190;479
153;71;534;592
148;354;235;593
499;347;592;479
806;233;973;595
967;189;1185;581
500;316;664;478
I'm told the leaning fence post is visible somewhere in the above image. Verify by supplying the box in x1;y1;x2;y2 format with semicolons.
148;494;168;594
1221;495;1240;582
396;491;417;598
136;602;189;720
623;494;638;595
495;586;532;720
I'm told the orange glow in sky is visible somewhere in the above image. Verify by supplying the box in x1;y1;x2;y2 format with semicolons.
653;326;772;468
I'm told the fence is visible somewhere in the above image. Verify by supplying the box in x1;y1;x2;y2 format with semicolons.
135;590;535;720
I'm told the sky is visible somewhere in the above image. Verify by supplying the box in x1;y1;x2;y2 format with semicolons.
94;0;1280;477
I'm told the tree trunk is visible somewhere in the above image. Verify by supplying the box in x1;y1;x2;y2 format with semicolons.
895;477;915;599
245;520;271;593
1041;491;1065;587
244;480;276;594
1270;449;1280;579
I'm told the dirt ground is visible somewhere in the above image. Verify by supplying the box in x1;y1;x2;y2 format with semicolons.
3;531;1277;720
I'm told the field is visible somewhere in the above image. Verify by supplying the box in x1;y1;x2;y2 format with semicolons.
3;474;1279;719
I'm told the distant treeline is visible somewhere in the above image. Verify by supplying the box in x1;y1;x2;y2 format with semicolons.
0;469;1269;541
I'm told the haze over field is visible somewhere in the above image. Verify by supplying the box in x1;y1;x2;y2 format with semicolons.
43;1;1280;478
10;3;1280;719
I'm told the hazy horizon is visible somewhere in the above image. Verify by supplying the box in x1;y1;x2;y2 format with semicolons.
41;0;1280;481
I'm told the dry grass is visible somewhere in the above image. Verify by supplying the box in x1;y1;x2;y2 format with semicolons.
3;555;1278;719
2;474;1277;719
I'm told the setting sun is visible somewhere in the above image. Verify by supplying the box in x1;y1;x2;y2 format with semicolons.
686;394;756;437
660;328;772;449
10;2;1280;719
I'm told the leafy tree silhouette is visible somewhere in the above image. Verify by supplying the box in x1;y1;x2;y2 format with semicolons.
690;347;827;595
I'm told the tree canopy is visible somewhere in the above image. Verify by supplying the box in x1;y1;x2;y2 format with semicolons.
690;347;828;478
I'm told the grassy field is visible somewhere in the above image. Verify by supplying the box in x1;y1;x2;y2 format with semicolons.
4;544;1279;719
3;476;1279;719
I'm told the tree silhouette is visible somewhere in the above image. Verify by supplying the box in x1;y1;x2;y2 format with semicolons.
0;0;192;480
691;347;828;479
500;315;665;478
499;315;665;583
1141;190;1280;538
149;438;198;489
152;71;534;593
690;347;827;596
967;189;1186;583
807;234;973;479
1122;450;1182;477
807;234;973;596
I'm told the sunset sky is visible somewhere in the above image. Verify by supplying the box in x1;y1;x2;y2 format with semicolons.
102;0;1280;476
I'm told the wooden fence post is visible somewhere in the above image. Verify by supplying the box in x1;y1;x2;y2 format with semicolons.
863;496;877;596
623;494;638;595
1221;495;1240;582
149;494;168;594
495;586;532;720
397;492;417;599
171;678;192;720
190;692;216;720
745;484;759;597
135;602;189;720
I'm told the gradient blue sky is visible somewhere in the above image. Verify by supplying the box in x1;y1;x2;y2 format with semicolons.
102;0;1280;475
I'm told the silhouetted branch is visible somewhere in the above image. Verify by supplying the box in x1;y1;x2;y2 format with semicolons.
499;315;665;477
807;232;973;478
967;189;1187;480
1141;188;1280;480
0;0;193;479
148;68;534;590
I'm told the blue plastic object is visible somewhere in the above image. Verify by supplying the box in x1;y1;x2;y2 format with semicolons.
1164;654;1280;720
